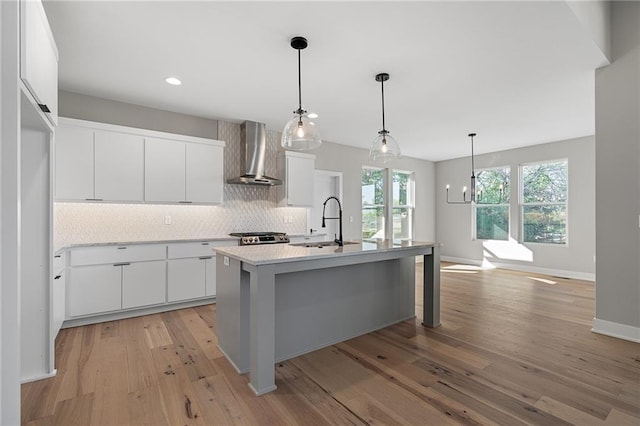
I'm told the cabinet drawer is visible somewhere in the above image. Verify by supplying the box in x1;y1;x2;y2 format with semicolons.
167;240;238;259
69;244;166;266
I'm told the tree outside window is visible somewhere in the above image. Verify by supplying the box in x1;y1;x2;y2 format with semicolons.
362;168;414;241
521;160;568;244
362;168;384;240
475;167;510;240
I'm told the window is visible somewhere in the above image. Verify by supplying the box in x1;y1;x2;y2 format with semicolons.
475;167;510;240
362;168;414;241
392;171;414;240
362;168;385;240
521;159;568;244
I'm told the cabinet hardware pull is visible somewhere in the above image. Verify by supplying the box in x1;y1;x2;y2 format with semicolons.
113;263;130;267
84;198;103;201
198;256;212;260
201;243;209;245
117;247;127;250
54;275;61;280
179;201;193;204
54;255;61;258
38;104;51;113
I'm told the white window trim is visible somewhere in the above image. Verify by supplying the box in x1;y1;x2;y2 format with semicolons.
472;165;511;241
361;167;415;241
519;158;569;246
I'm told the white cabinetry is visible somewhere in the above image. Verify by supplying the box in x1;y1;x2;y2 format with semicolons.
66;245;166;318
54;118;225;204
55;121;145;202
277;151;315;207
55;125;94;200
122;261;166;309
94;131;144;201
20;0;58;126
145;138;224;204
166;241;234;301
186;143;224;204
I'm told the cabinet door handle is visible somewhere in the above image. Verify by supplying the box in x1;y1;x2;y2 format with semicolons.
38;104;51;113
54;275;62;280
201;242;209;246
198;256;212;260
113;263;130;267
84;198;103;201
179;200;193;204
117;247;127;250
54;255;61;258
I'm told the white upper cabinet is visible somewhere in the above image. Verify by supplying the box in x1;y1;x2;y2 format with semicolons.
95;131;144;201
55;118;225;204
55;124;94;200
146;138;224;204
186;143;224;204
20;0;58;126
277;151;315;207
144;138;186;203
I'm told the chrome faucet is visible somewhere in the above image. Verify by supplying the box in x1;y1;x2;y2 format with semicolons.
321;196;343;246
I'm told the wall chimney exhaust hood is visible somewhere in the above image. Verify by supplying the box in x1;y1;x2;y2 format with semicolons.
227;121;282;186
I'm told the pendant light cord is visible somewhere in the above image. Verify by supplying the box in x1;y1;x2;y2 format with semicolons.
470;134;475;178
297;48;303;113
380;78;386;132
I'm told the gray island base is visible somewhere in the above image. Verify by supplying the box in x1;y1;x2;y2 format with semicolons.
214;240;440;396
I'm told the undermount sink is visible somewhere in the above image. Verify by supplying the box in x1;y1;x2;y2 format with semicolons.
289;241;360;248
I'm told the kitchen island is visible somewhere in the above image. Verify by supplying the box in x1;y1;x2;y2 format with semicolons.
214;240;440;396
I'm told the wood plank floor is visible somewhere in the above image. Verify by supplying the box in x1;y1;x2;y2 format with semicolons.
22;263;640;425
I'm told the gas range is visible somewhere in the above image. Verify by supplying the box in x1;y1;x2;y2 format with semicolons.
229;232;290;246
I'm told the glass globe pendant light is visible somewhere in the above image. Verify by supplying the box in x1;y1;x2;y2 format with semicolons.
369;73;401;163
281;36;322;151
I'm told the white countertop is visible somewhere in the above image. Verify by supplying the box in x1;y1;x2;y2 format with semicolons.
214;239;438;266
61;236;239;249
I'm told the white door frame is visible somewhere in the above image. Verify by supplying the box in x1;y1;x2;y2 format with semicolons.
308;170;343;234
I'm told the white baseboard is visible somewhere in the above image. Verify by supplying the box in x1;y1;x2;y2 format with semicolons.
21;369;57;384
440;256;595;281
592;318;640;343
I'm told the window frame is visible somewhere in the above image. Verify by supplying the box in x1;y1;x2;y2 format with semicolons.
519;158;569;246
472;165;511;241
361;167;415;242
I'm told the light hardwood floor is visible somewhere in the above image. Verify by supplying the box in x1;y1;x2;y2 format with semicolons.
22;263;640;425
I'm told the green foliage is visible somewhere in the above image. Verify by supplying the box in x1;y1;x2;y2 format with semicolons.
476;206;509;240
523;205;566;244
522;160;567;203
477;167;510;204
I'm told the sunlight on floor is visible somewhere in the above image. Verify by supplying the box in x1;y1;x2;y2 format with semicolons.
441;264;483;274
527;276;557;285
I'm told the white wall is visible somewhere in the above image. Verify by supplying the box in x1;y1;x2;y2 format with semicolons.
313;141;436;243
593;1;640;341
436;136;596;279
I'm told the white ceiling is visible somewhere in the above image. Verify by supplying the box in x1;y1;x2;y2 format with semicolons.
43;1;608;161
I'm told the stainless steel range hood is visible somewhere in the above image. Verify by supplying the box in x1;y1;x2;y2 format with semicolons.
227;121;282;186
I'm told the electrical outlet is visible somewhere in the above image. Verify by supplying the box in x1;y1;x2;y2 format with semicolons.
349;215;354;223
164;215;172;225
224;256;230;266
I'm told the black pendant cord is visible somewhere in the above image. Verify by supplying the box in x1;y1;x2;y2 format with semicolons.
470;133;475;178
380;77;386;133
297;48;303;113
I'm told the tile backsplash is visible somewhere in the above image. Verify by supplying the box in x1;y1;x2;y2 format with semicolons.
53;121;307;249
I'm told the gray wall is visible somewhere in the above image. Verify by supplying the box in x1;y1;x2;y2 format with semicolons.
594;2;640;331
313;141;436;243
436;136;596;279
59;91;218;139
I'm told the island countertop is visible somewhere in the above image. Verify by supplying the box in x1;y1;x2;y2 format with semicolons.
213;239;439;266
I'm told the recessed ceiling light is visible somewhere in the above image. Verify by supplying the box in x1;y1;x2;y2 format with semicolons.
308;112;318;118
165;77;182;86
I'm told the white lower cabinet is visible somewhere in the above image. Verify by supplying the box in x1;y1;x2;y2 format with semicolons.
68;264;121;317
65;240;233;323
205;257;216;296
122;261;166;309
168;258;206;302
